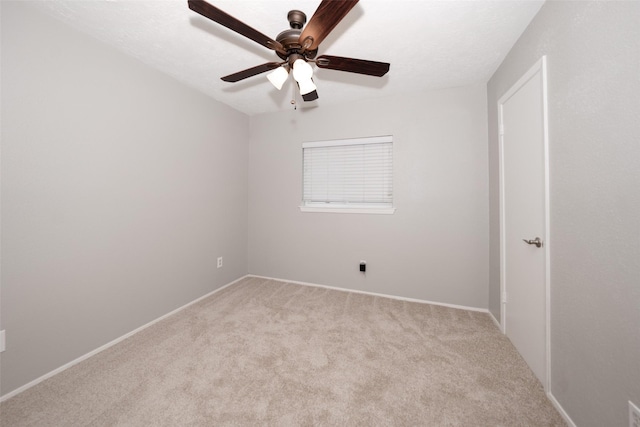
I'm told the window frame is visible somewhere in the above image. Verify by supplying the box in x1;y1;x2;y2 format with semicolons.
299;135;395;215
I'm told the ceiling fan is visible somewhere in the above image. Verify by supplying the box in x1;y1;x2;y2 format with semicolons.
187;0;390;102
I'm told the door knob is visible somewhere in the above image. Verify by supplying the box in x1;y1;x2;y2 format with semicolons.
522;237;543;248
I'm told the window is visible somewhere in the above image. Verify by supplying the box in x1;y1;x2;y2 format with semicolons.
300;135;394;214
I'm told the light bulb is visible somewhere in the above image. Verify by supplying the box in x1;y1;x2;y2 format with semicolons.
267;66;289;90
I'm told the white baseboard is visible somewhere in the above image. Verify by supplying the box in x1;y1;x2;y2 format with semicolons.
4;273;575;426
484;297;570;425
547;392;576;427
488;310;502;331
0;274;509;403
0;275;248;403
247;274;490;313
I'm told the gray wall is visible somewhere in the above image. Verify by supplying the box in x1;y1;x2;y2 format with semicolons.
248;85;489;309
487;1;640;426
1;2;249;395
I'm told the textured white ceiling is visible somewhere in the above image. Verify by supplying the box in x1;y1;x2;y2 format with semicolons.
26;0;544;116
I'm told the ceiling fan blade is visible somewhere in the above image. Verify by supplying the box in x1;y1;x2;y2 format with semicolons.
298;0;359;51
221;62;283;83
315;55;390;77
188;0;286;55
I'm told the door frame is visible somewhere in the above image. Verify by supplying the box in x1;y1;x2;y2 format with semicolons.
497;56;551;391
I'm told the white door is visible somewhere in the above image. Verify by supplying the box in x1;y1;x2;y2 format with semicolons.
498;57;549;389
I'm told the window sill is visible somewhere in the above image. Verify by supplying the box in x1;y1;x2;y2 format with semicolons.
299;206;396;215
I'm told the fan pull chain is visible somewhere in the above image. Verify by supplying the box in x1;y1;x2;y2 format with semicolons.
291;83;297;110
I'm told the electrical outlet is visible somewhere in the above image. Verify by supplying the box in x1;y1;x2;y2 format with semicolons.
630;401;640;427
217;257;223;269
0;330;5;352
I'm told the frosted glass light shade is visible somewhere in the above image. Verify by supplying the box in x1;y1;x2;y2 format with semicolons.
292;59;316;95
297;78;317;96
292;59;313;80
267;66;289;90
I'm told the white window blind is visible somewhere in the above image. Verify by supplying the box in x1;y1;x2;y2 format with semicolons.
301;136;394;214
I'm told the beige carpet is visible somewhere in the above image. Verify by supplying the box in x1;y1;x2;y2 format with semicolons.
1;277;565;426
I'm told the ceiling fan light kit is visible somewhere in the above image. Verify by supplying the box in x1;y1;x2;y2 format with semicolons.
187;0;390;103
301;89;319;102
292;59;316;95
267;66;290;91
297;78;317;97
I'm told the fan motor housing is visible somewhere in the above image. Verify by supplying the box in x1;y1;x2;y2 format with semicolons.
275;11;317;60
